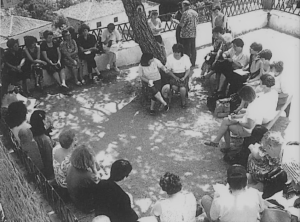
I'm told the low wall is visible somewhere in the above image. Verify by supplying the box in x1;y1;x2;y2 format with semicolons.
268;10;300;38
39;10;268;88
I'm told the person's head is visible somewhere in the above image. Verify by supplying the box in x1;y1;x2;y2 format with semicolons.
270;61;284;77
107;23;116;33
177;1;183;11
238;86;256;103
227;164;247;191
182;0;191;11
79;24;90;36
109;159;132;182
159;172;182;195
261;131;284;159
260;74;275;89
140;52;154;66
222;33;233;45
6;38;19;51
59;129;76;149
232;38;244;53
249;42;262;55
70;144;95;171
24;36;38;49
19;128;34;144
212;5;221;16
62;30;71;41
67;26;77;39
212;26;224;39
30;110;47;137
172;43;184;59
92;216;111;222
6;101;27;128
150;10;159;19
43;30;54;43
258;49;272;62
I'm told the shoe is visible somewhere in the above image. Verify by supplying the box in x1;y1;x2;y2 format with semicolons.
113;67;120;72
149;109;155;115
75;81;82;86
106;64;111;70
164;104;169;111
61;84;69;89
81;79;86;85
204;141;219;148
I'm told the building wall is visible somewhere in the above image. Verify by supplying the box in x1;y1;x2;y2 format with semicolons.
0;24;52;48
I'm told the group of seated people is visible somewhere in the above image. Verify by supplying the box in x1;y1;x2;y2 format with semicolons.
0;23;122;98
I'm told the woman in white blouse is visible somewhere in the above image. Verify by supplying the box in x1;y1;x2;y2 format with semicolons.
166;44;191;108
138;53;169;115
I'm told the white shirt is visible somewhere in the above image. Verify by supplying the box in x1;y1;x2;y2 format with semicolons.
148;18;162;36
256;89;279;124
210;186;266;222
166;54;191;73
273;73;289;94
138;58;163;81
225;48;249;67
242;99;263;134
151;191;197;222
101;29;121;45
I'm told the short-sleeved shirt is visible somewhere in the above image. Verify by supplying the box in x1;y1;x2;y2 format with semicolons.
138;58;163;81
179;8;198;38
166;54;191;73
101;29;121;45
210;187;266;222
242;99;263;134
40;41;60;63
225;48;249;67
4;48;23;68
148;18;162;36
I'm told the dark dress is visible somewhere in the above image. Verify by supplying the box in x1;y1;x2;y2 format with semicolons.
77;34;97;73
3;48;26;84
94;179;138;222
174;10;183;44
40;41;63;75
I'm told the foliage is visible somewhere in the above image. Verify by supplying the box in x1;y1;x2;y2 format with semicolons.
53;14;70;29
57;0;75;9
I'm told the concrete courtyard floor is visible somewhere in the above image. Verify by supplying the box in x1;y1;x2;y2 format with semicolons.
37;28;299;221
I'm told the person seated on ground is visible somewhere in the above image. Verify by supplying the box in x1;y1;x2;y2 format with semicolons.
265;141;300;221
60;30;84;86
41;30;69;90
53;129;77;189
201;164;266;222
19;127;44;171
66;144;100;213
30;110;55;180
139;53;169;115
247;131;287;199
214;38;249;96
23;36;47;92
166;43;191;108
101;23;122;72
94;159;138;222
235;74;278;124
77;24;101;82
244;49;272;87
5;101;31;144
3;39;27;95
151;172;198;222
204;86;263;153
270;61;289;107
201;26;233;81
92;216;111;222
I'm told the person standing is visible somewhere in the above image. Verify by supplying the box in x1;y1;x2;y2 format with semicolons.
179;0;198;67
171;2;184;44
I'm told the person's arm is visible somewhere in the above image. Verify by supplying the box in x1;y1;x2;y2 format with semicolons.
178;12;186;27
115;30;122;43
56;47;61;65
102;31;111;45
157;19;164;32
69;40;78;56
182;68;191;81
24;48;36;63
151;201;162;222
238;116;255;129
41;49;54;65
165;59;180;82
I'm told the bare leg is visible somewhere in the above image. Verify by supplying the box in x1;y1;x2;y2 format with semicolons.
154;92;167;106
180;86;187;105
53;72;62;85
71;67;79;83
215;72;221;91
93;67;101;76
22;79;30;94
107;52;114;69
212;117;232;145
59;69;67;87
150;99;155;110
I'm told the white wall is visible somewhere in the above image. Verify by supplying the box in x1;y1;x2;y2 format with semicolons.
268;10;300;38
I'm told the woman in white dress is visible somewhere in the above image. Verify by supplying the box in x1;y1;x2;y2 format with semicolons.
151;172;198;222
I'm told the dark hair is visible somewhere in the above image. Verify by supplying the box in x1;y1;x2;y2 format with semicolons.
79;24;90;35
259;49;272;61
212;26;224;34
110;159;132;182
159;172;182;195
238;86;256;103
227;165;247;190
30;110;46;137
232;38;244;48
260;74;275;87
6;38;18;48
70;144;95;170
212;6;221;11
62;30;70;37
177;1;183;8
24;36;37;48
6;101;27;128
182;0;191;6
67;26;77;40
172;43;184;56
250;42;262;52
140;53;154;66
270;61;284;74
107;23;115;30
59;129;75;149
43;30;54;39
151;10;158;16
228;177;247;190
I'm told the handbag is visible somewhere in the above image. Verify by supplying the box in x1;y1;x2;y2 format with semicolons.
214;98;231;118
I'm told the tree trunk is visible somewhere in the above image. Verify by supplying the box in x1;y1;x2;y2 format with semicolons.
121;0;166;64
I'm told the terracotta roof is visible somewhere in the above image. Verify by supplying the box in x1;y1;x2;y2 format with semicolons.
56;0;159;22
0;14;51;41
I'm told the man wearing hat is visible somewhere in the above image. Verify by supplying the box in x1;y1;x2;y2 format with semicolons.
179;0;199;67
201;165;266;222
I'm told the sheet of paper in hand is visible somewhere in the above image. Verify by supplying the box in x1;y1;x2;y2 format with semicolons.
234;69;249;76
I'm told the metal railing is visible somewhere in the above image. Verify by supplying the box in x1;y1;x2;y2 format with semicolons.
272;0;300;15
1;119;78;222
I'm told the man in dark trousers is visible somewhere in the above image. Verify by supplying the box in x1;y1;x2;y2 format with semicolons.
94;159;138;222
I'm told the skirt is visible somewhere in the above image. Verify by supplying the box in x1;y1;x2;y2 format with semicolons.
170;72;188;89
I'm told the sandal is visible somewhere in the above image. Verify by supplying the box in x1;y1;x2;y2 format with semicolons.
149;109;155;115
220;147;231;153
75;81;82;86
204;141;219;148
